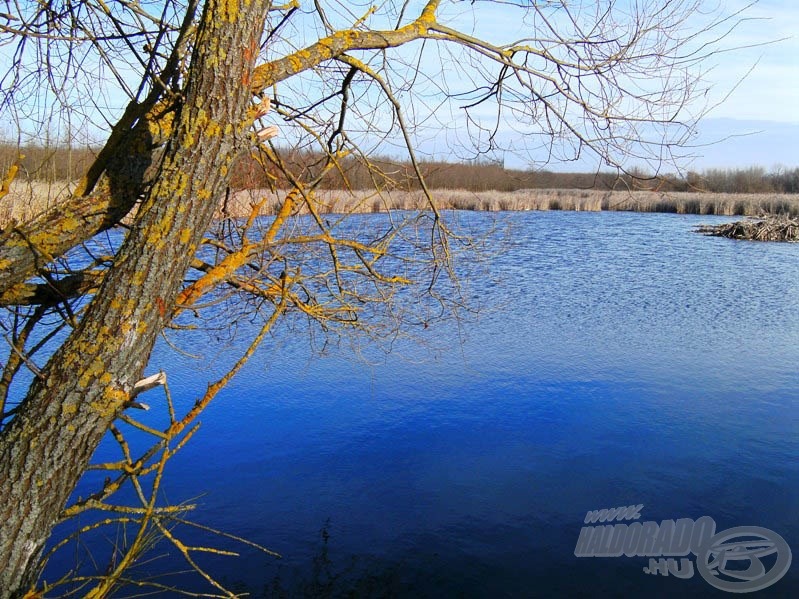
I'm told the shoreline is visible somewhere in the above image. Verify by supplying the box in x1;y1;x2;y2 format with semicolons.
2;182;799;227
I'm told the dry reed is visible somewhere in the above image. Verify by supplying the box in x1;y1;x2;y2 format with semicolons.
206;188;799;218
2;182;799;229
0;180;77;225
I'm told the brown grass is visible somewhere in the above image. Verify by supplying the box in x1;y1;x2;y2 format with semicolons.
224;187;799;218
2;182;799;228
0;180;78;225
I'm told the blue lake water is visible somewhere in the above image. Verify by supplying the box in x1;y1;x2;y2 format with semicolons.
53;211;799;596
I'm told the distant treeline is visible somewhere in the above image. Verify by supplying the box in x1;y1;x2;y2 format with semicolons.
2;142;798;194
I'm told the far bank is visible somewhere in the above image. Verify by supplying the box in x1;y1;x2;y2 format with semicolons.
2;182;798;227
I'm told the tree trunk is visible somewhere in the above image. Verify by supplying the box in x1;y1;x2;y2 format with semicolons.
0;1;270;595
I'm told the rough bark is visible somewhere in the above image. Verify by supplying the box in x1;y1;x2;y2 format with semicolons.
0;1;271;594
0;270;103;307
0;2;441;299
0;99;173;295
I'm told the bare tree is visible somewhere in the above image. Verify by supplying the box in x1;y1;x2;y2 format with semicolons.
0;0;749;595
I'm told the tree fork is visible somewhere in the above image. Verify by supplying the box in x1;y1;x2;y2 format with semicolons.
0;99;175;296
0;0;271;594
0;1;444;298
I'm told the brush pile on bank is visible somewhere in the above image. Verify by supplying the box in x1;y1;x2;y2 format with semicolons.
696;217;799;242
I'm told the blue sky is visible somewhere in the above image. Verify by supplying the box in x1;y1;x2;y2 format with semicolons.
1;0;795;173
420;0;799;172
697;0;798;122
678;0;799;171
309;0;799;173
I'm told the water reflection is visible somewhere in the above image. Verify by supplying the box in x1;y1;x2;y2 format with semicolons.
58;212;799;596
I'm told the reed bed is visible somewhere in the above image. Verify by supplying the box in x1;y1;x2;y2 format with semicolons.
0;180;77;225
2;181;799;228
209;188;799;219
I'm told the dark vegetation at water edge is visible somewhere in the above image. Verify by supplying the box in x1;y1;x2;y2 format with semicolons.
2;142;799;194
696;217;799;242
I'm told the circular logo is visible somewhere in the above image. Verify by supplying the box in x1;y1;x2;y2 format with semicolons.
696;526;792;593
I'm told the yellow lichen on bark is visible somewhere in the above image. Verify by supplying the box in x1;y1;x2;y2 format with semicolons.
146;102;175;143
150;211;180;248
79;356;107;389
216;0;240;23
204;120;223;138
246;2;440;97
91;386;128;418
131;271;147;287
176;243;252;308
58;215;82;235
25;231;60;260
0;160;20;201
0;1;278;592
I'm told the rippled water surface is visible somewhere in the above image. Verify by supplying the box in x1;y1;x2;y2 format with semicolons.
68;212;799;596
